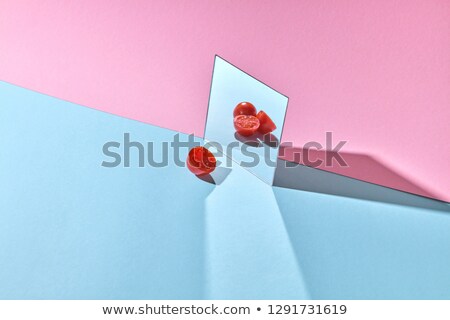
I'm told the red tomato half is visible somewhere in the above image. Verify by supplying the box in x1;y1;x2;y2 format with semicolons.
187;146;216;175
233;102;257;117
256;110;277;134
234;115;260;136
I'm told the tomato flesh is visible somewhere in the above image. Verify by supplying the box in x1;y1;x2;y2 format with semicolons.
187;146;216;175
233;102;257;117
234;115;260;136
256;110;276;134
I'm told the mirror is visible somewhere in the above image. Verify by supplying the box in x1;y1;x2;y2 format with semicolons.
204;56;288;184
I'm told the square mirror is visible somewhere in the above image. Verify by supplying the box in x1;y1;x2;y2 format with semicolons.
204;56;288;184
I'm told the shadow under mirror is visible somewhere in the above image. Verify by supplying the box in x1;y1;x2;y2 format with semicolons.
273;158;450;213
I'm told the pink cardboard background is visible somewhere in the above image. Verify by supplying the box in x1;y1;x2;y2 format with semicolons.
1;0;449;201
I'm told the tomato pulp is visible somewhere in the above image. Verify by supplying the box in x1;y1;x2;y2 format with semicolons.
233;102;257;117
187;146;216;175
256;110;277;134
234;115;260;136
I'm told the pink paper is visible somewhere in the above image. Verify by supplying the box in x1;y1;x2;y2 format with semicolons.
1;0;449;201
